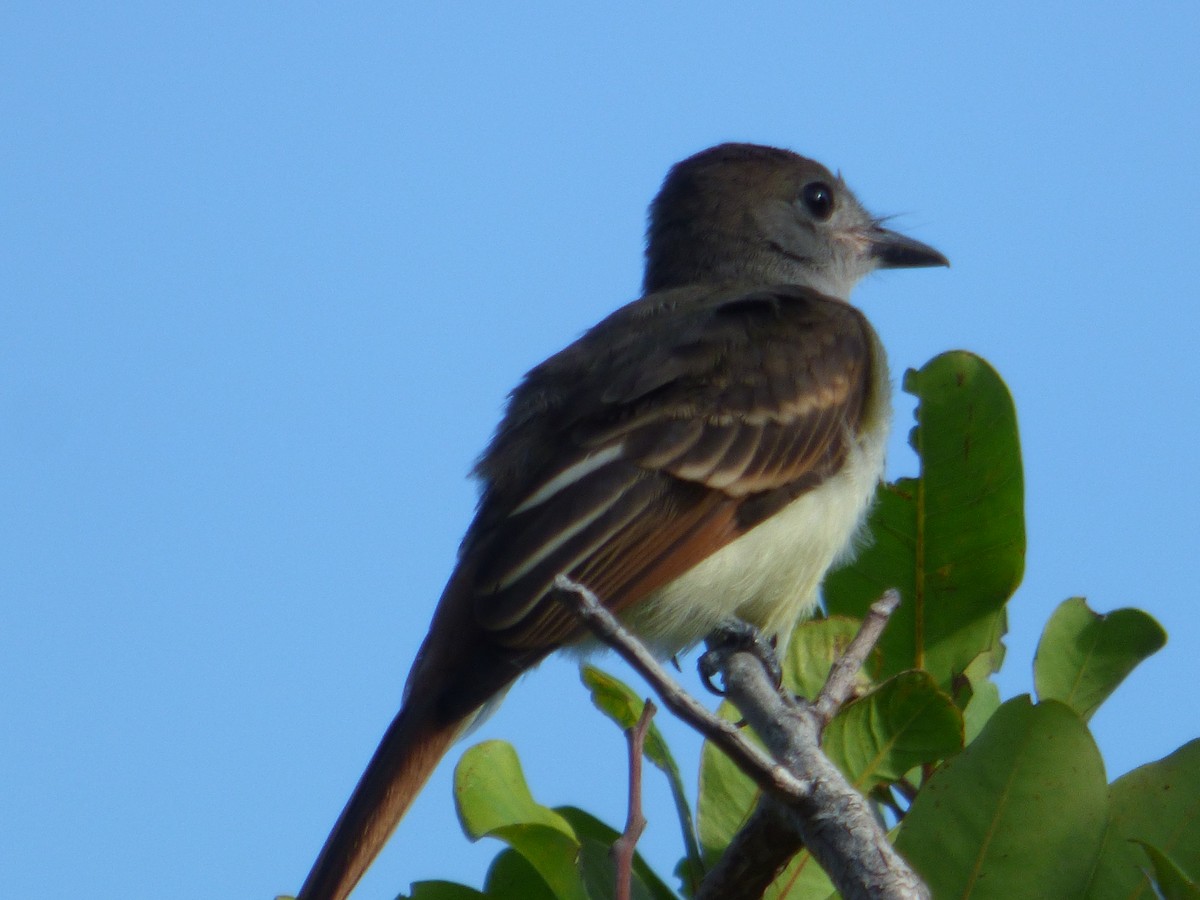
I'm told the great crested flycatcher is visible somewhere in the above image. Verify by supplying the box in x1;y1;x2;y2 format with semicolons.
297;143;948;900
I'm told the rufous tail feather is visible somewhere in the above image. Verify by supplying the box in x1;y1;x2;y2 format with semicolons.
296;697;464;900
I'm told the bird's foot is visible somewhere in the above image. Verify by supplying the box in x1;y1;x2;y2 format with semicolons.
698;619;783;695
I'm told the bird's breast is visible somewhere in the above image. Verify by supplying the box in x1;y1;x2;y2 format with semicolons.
622;355;891;655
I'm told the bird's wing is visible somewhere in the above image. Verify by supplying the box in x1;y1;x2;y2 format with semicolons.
465;285;876;651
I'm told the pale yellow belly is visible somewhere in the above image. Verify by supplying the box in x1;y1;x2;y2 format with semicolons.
622;421;887;654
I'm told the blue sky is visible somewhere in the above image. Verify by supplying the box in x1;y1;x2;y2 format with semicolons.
4;4;1199;899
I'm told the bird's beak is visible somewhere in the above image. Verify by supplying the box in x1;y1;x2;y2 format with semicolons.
867;225;950;270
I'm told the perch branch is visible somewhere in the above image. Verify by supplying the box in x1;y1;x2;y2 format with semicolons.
554;577;926;900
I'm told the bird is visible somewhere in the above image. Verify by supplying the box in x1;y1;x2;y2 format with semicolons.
297;142;948;900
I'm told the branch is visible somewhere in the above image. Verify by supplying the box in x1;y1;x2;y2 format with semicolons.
612;701;654;900
554;577;927;900
699;596;926;900
814;590;899;722
553;576;809;802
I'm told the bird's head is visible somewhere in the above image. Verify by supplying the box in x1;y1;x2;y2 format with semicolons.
643;143;948;299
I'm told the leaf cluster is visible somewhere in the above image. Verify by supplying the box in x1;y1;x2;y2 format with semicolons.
398;353;1198;900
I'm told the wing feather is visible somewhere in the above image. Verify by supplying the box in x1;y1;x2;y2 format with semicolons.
462;283;877;651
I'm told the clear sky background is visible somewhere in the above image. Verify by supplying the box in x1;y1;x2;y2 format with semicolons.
4;4;1199;899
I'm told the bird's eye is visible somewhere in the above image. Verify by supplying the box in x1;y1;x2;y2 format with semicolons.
801;181;835;221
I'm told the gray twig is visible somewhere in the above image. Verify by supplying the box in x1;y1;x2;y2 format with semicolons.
554;576;927;900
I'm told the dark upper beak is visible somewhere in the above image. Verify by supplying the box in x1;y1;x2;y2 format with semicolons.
868;225;950;270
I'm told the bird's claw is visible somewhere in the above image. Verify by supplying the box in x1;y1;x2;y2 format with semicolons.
698;619;784;695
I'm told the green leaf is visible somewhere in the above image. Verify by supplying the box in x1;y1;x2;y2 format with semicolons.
696;701;757;863
483;851;559;900
895;696;1108;899
557;806;680;900
761;851;837;899
1034;597;1166;720
399;881;489;899
959;651;1002;745
1085;739;1200;899
822;670;962;792
1134;842;1200;900
454;741;590;900
825;351;1025;689
782;617;871;700
579;665;701;894
580;666;676;775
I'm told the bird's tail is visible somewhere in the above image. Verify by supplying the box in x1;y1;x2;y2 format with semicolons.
296;697;464;900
